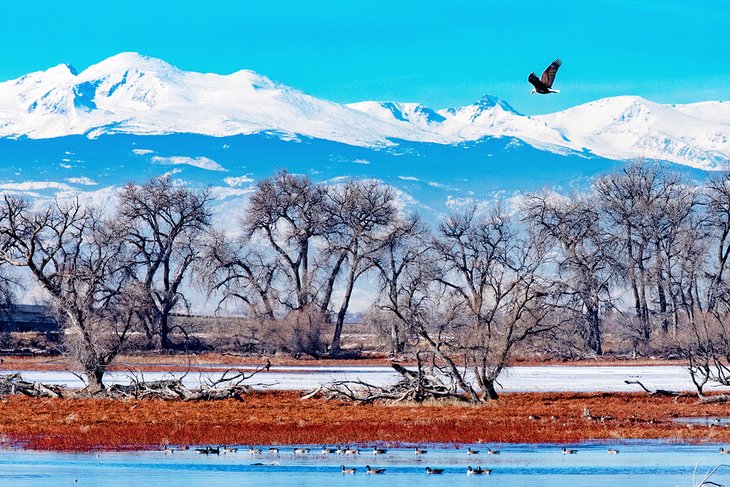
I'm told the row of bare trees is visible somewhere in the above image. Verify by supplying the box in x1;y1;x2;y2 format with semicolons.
2;163;730;397
0;178;211;391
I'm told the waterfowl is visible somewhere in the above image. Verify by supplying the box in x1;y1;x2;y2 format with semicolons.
223;446;238;453
372;447;388;455
487;448;501;455
321;446;337;454
467;466;492;475
163;445;173;455
365;465;386;474
341;465;356;474
466;447;480;455
563;448;578;455
721;447;730;454
195;446;220;455
293;448;311;454
607;448;620;454
425;467;445;475
345;447;361;455
415;448;428;455
268;447;280;455
248;447;262;455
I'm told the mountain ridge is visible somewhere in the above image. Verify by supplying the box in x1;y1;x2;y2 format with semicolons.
0;52;729;170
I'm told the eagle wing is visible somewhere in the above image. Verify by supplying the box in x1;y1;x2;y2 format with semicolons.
528;72;547;91
541;59;562;88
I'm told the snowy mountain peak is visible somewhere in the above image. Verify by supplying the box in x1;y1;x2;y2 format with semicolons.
82;52;180;79
474;95;519;115
0;53;728;170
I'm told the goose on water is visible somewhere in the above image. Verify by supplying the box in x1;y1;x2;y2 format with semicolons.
365;465;386;474
467;466;492;475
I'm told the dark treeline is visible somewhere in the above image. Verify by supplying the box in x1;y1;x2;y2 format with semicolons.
1;163;730;398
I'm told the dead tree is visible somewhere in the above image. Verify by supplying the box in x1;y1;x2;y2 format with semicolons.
117;176;212;350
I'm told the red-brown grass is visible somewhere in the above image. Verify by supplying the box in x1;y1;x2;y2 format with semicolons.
0;391;728;451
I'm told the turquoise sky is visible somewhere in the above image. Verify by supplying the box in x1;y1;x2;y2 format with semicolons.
3;1;727;114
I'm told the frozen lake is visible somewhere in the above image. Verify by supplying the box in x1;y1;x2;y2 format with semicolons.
3;364;726;393
1;442;729;486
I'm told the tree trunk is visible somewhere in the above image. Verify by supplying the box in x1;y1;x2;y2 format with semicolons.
483;380;499;400
585;306;602;355
160;312;170;350
85;366;105;392
330;265;357;356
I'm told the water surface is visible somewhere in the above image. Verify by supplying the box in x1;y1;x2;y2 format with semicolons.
1;442;728;486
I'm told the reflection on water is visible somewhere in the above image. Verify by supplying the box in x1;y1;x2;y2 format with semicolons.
1;442;729;486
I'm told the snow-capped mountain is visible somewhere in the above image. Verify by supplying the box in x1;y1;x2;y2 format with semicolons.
0;52;728;170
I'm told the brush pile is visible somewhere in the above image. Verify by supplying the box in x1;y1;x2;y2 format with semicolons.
0;361;270;401
309;362;466;404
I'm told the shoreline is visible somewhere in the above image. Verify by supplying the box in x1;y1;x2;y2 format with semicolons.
1;391;728;452
0;353;689;374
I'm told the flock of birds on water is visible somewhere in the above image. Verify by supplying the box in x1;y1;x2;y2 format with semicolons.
155;443;730;475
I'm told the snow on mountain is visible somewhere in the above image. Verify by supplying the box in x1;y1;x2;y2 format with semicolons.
535;96;730;170
0;52;437;145
0;53;729;170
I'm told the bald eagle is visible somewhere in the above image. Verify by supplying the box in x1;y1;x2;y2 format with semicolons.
528;59;562;94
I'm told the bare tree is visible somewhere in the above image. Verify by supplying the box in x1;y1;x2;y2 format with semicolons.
204;231;278;320
324;180;397;355
595;162;668;345
369;214;429;357
0;197;137;391
117;177;211;350
704;172;730;312
245;171;332;311
523;192;616;355
432;207;559;400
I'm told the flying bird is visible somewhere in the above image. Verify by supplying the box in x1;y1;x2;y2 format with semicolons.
528;59;562;94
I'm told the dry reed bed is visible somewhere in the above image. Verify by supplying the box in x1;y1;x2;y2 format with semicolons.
0;392;728;451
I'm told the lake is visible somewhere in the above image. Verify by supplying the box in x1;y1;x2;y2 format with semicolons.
1;442;728;486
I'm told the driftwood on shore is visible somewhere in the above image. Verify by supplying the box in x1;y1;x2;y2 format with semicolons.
624;379;692;398
0;372;66;398
697;394;730;404
308;362;466;404
0;361;271;401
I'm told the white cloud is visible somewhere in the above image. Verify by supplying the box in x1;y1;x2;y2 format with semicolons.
352;159;370;165
209;186;255;200
132;149;155;155
398;175;419;182
65;177;98;186
224;175;254;187
0;181;73;192
151;155;226;172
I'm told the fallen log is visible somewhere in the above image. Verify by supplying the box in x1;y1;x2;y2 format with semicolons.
624;380;690;398
697;394;730;404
